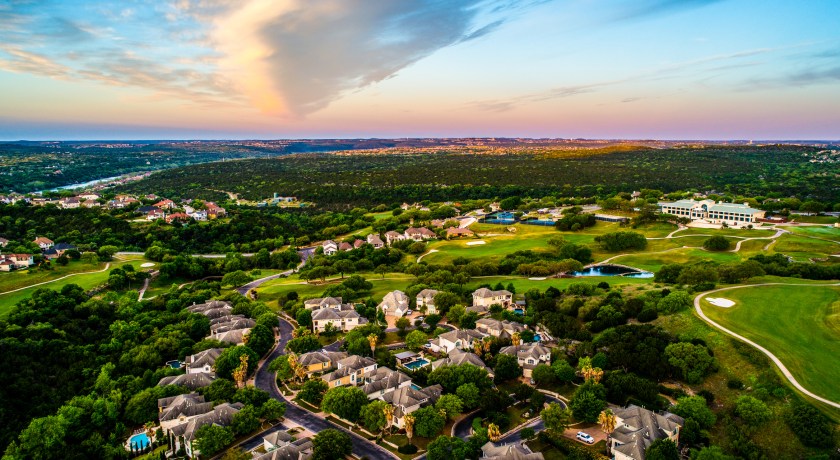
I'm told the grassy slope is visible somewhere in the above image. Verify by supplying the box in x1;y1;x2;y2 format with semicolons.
0;256;149;316
701;285;840;403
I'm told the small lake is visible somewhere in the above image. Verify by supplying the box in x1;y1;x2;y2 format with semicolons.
573;264;653;278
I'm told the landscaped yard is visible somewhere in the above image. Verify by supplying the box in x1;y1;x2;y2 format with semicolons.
700;284;840;404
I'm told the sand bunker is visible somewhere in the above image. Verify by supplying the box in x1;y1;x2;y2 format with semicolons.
528;277;547;281
466;241;486;246
707;297;735;308
140;262;156;268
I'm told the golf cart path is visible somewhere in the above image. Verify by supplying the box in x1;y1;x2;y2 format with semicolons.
0;263;110;296
694;283;840;410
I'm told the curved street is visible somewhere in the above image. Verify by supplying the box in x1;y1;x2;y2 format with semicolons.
253;316;399;459
694;283;840;410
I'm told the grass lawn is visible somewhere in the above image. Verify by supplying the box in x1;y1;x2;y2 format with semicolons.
789;215;840;224
258;272;415;306
0;256;150;316
609;248;742;273
0;259;114;293
772;234;839;261
679;227;777;238
700;285;840;404
786;225;840;241
526;438;567;460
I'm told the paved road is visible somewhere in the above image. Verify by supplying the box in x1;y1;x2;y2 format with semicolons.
694;283;840;410
451;395;564;440
236;269;295;296
253;317;399;459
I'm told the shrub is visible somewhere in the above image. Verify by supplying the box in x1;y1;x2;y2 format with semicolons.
398;444;419;454
703;235;731;251
637;308;658;322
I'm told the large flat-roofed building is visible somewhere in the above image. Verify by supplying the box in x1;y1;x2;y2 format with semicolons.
658;199;765;226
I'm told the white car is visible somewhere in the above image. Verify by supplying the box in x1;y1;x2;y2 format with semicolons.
405;310;413;315
576;432;595;444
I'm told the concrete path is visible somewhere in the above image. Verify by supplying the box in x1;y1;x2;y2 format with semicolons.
0;263;110;296
694;283;840;410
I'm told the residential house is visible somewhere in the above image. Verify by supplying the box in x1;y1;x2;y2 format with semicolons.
169;402;243;458
366;233;385;248
481;441;545;460
210;315;256;334
404;227;436;241
42;247;60;260
338;242;353;252
475;318;526;339
33;237;54;250
254;437;313;460
472;288;513;308
59;197;80;209
379;290;410;317
361;367;412;399
303;296;351;311
430;349;493;378
147;209;165;220
322;240;338;256
187;300;233;319
311;308;367;333
465;304;490;316
157;372;215;390
353;239;365;249
166;212;191;223
609;405;684;460
184;348;223;375
446;227;474;239
499;343;552;378
430;218;458;228
137;205;160;214
381;384;443;429
78;192;101;201
415;289;439;314
297;350;348;376
154;199;175;209
82;199;100;208
429;329;484;354
0;254;34;271
205;202;226;218
0;237;8;247
384;231;405;246
213;328;250;345
157;393;213;432
321;355;378;388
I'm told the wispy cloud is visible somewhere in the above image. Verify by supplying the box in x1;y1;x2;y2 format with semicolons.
610;0;724;22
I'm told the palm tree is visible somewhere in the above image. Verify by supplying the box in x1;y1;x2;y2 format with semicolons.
367;334;378;356
598;409;617;455
483;336;493;353
511;332;521;346
473;340;484;356
233;354;249;388
383;404;395;437
144;422;155;447
487;423;501;442
404;414;415;446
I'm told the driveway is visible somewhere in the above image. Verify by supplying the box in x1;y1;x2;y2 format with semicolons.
253;317;399;459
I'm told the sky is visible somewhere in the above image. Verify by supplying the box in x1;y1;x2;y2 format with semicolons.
1;0;840;140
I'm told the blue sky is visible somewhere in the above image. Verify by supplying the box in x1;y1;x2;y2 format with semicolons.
1;0;839;140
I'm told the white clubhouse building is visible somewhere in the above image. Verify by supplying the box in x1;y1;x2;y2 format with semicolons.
658;199;765;226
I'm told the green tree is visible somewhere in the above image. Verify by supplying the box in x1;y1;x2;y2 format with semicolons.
493;354;523;383
97;245;119;261
233;386;270;408
286;335;321;354
201;378;237;403
703;236;731;251
269;355;294;382
734;395;771;427
657;291;692;314
321;386;369;422
413;406;446;438
312;429;352;460
296;309;313;328
194;424;234;457
569;381;607;423
456;383;481;410
664;342;716;383
691;446;736;460
245;324;275;356
230;404;261;436
531;364;556;386
359;400;389;433
786;401;835;447
541;402;572;434
405;330;428;351
435;394;463;421
333;259;355;279
215;346;260;380
221;270;253;287
645;438;679;460
671;396;716;429
446;304;466;324
221;447;252;460
552;359;576;383
434;292;461;314
395;317;411;336
298;379;329;406
261;399;287;422
427;436;470;460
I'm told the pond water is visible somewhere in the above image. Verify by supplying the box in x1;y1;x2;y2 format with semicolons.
521;219;555;226
573;264;653;278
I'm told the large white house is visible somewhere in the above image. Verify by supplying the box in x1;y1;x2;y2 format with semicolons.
609;405;684;460
311;308;367;333
472;288;513;308
415;289;439;314
428;329;485;354
658;199;765;226
499;343;552;378
379;290;410;317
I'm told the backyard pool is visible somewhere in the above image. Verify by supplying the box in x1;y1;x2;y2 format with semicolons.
129;433;150;450
513;308;524;315
166;360;181;369
403;359;429;370
411;383;422;391
572;264;653;278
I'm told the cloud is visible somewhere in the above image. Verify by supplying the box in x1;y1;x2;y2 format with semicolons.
209;0;534;116
610;0;724;22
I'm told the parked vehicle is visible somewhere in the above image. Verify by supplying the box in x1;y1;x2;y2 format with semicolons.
576;432;595;444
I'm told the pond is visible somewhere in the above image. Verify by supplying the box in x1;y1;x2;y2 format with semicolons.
521;219;555;226
572;264;653;278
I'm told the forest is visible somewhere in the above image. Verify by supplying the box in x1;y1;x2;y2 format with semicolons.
115;145;839;208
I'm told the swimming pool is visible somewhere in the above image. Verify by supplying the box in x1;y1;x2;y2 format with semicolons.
411;383;422;391
534;334;541;342
403;359;429;370
129;433;150;450
513;308;524;315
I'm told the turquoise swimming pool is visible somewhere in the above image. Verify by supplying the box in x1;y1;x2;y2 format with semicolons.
129;433;150;450
403;359;429;370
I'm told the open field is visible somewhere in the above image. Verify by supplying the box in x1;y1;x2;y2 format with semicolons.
678;227;777;238
786;225;840;241
700;284;840;404
0;256;150;316
772;234;840;261
608;248;743;272
789;215;840;224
